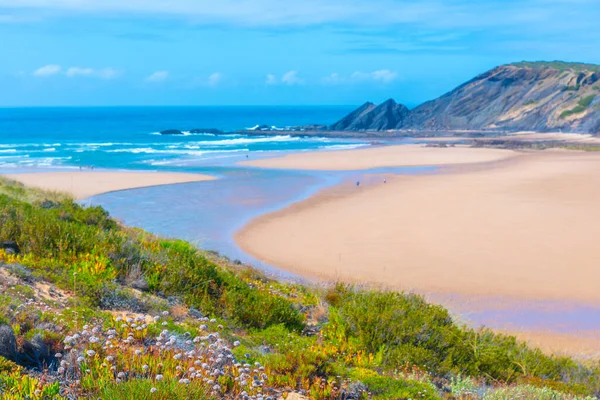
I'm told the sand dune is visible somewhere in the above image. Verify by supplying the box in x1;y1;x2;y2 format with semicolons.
3;171;215;200
240;144;517;170
236;150;600;304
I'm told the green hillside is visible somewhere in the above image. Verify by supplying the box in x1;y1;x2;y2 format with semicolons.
510;61;600;72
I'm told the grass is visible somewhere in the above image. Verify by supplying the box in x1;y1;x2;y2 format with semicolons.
560;95;596;119
511;61;600;72
0;177;599;399
101;379;211;399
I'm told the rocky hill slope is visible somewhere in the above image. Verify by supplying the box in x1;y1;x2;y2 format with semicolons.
332;62;600;133
330;99;409;131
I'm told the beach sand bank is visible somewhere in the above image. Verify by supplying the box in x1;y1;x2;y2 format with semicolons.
240;144;517;170
3;171;215;200
237;149;600;303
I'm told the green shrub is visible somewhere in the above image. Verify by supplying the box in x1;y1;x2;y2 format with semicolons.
349;368;440;400
578;95;595;107
222;283;305;331
451;374;480;397
100;379;210;400
483;384;595;400
560;95;595;118
331;289;463;373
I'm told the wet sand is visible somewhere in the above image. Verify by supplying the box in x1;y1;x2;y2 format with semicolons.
3;171;215;200
240;144;516;170
236;149;600;356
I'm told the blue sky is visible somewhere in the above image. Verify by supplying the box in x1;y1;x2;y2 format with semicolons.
1;0;600;106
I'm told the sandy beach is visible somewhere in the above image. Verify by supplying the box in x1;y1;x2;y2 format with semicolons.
240;144;517;170
236;148;600;304
3;171;215;200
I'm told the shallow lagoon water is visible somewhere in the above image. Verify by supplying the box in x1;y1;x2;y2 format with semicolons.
90;163;433;278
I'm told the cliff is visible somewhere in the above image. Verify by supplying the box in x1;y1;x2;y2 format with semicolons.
332;62;600;134
330;99;409;131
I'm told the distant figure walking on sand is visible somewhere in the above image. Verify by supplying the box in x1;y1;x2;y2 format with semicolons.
356;181;360;187
384;179;386;184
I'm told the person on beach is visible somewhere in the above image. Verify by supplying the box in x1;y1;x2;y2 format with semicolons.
356;181;360;187
384;179;386;184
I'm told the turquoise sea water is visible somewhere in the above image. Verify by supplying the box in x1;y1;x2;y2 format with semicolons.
0;106;363;170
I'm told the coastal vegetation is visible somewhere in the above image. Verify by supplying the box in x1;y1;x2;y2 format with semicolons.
560;95;596;119
0;176;599;399
511;61;600;73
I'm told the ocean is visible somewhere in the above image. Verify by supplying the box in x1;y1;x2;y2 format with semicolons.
0;106;363;171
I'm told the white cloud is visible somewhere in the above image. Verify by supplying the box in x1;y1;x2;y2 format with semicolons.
33;64;62;77
281;70;303;85
146;71;169;82
324;70;399;85
0;14;39;23
207;72;224;87
33;65;121;79
265;74;278;85
371;69;398;83
267;71;303;86
66;67;94;77
321;73;343;85
97;68;120;80
0;0;571;28
2;0;597;35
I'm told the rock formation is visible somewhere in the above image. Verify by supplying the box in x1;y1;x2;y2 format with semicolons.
331;62;600;134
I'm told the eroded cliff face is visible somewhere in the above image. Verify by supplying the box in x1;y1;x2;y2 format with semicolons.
329;101;376;130
331;62;600;133
331;99;409;131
